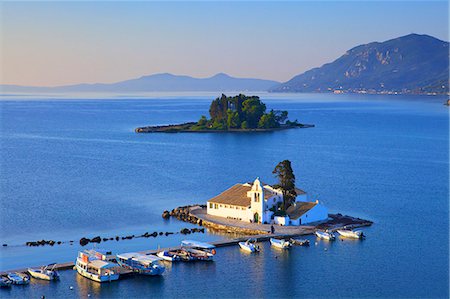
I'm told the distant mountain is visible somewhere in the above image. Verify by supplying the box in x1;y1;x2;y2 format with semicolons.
0;73;279;93
271;34;449;94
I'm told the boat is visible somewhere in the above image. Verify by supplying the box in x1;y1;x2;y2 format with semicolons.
181;240;216;261
315;230;336;240
116;252;165;275
270;238;291;249
7;272;30;285
28;263;59;281
238;239;260;253
290;238;310;246
0;276;12;287
156;250;182;262
337;229;365;239
75;249;121;283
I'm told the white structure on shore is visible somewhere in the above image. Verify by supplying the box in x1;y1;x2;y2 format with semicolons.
206;178;328;226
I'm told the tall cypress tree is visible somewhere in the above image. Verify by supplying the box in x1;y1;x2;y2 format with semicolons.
272;160;297;211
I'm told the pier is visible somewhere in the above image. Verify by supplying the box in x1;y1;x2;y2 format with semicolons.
0;220;369;276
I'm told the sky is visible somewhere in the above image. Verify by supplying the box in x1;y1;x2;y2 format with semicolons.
0;1;448;86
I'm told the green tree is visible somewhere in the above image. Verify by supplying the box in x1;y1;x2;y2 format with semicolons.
258;110;278;129
197;115;208;127
242;98;266;128
272;160;297;211
241;121;248;129
227;110;240;129
274;110;288;124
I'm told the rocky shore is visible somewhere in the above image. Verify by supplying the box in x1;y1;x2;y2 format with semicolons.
135;123;314;133
164;205;373;235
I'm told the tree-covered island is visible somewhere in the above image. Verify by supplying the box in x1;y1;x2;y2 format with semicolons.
135;94;314;133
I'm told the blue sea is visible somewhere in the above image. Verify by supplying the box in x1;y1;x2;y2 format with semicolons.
0;93;448;298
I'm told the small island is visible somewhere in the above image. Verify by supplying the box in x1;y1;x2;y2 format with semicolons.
135;94;314;133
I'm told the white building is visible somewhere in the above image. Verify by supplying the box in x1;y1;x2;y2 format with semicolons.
206;178;328;225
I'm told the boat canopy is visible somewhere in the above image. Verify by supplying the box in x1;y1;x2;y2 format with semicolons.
117;252;140;260
89;260;116;269
133;255;163;263
117;252;163;263
181;240;216;249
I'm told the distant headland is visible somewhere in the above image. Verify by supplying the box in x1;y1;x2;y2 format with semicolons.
135;94;314;133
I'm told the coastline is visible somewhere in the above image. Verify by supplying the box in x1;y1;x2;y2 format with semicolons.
135;123;314;133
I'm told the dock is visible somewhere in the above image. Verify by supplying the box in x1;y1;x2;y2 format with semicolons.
0;231;317;276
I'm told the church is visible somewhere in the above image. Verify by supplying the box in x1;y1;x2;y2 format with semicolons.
206;178;328;226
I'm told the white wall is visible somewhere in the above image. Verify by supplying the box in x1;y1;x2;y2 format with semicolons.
299;204;328;224
274;216;290;226
207;203;251;222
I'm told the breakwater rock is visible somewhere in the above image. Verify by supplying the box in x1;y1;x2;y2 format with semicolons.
163;205;206;225
26;239;57;247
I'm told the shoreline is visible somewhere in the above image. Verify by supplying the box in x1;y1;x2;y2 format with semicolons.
135;123;314;133
0;205;372;275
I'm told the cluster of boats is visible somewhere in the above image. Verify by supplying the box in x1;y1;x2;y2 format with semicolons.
1;264;59;288
75;240;216;283
1;228;365;287
261;228;365;251
315;228;365;241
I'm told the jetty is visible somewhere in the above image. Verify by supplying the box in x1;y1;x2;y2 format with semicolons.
0;209;371;276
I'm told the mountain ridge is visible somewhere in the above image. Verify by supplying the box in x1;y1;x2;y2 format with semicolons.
270;33;449;94
0;73;280;93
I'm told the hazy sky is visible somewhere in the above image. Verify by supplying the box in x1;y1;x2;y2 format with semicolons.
0;1;448;86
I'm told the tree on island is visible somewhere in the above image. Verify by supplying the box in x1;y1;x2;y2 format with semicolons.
193;94;298;130
272;160;297;212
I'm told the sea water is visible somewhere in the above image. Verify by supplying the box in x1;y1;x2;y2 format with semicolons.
0;93;448;298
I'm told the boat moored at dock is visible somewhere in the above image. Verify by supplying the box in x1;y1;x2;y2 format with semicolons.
0;276;12;287
28;263;59;281
116;252;165;275
75;250;121;283
181;240;216;261
238;239;260;253
315;230;336;241
270;238;291;249
156;250;182;262
336;229;365;239
7;272;30;285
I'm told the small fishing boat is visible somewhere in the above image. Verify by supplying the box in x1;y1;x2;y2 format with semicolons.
156;250;182;262
337;229;365;239
7;272;30;285
270;238;291;249
75;250;121;283
181;240;216;261
116;252;165;275
238;238;260;253
290;238;310;246
0;276;12;287
28;263;59;281
315;230;335;241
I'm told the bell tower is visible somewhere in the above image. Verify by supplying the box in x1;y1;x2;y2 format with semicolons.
248;178;265;223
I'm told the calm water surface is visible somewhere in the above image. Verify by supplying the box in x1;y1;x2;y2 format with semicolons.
0;93;448;298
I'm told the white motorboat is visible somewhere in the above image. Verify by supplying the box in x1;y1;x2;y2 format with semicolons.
315;230;335;241
7;272;30;285
28;263;59;281
238;239;260;253
337;229;365;239
0;276;12;287
270;238;291;249
181;240;216;261
116;252;165;275
156;250;181;262
75;250;121;283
